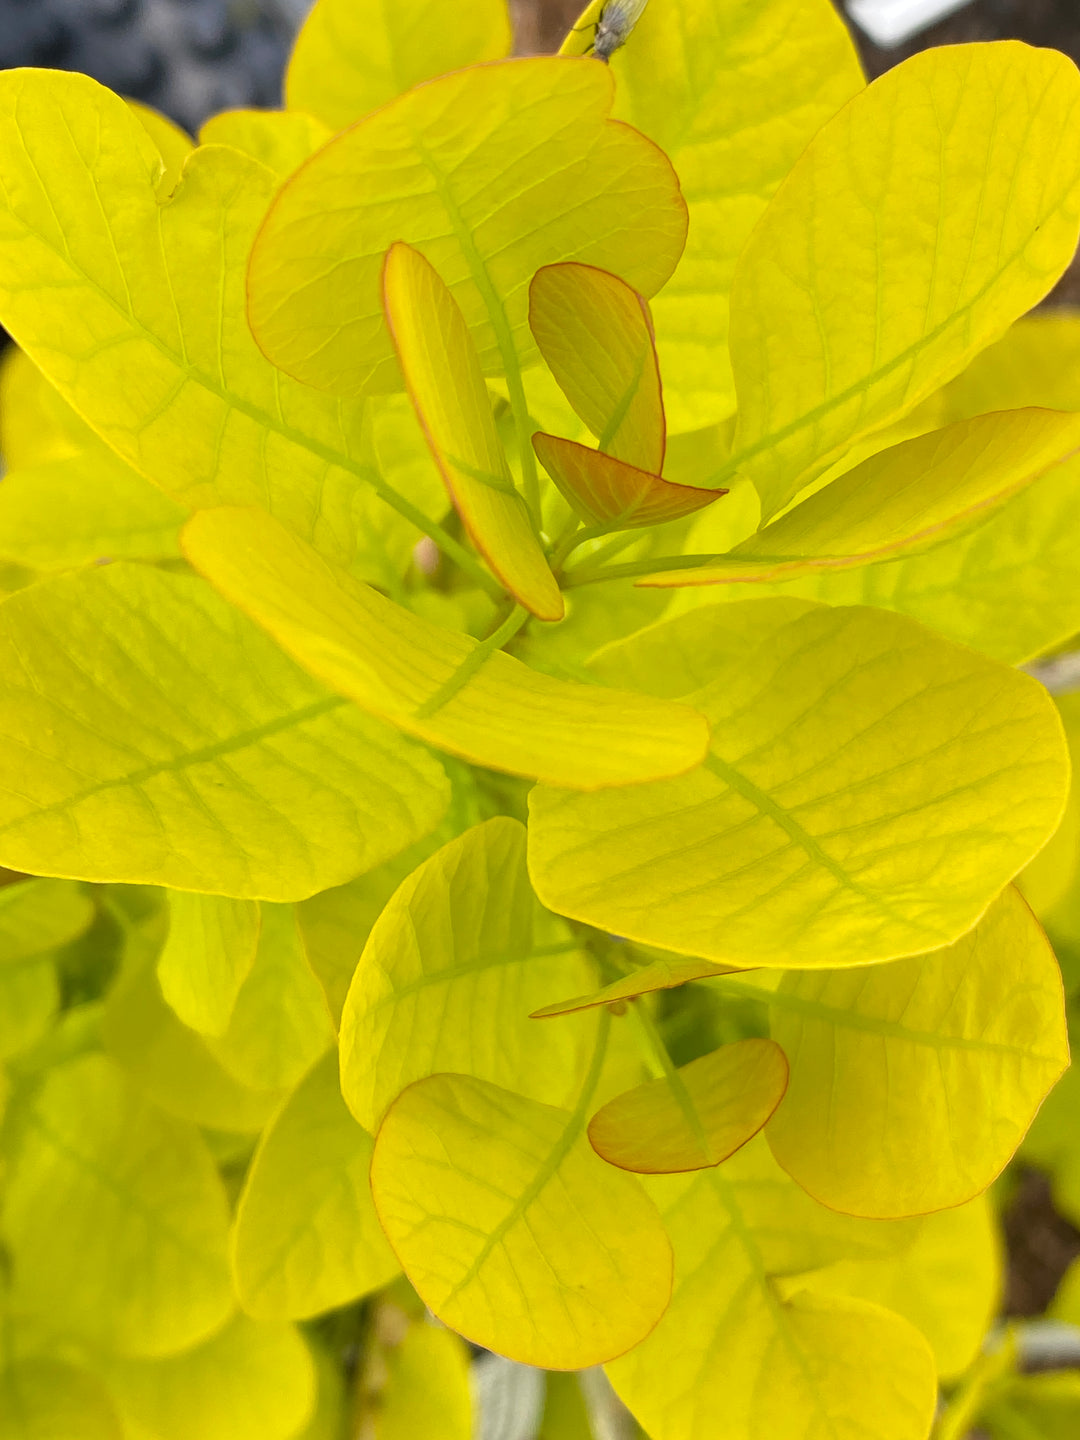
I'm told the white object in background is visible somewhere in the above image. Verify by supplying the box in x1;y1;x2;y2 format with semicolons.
471;1355;545;1440
846;0;976;47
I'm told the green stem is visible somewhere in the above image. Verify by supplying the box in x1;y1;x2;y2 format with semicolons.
562;551;724;588
630;1002;715;1162
413;604;529;718
575;1007;613;1119
361;466;504;601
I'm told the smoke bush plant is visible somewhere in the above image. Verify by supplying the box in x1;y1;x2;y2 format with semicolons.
0;0;1079;1436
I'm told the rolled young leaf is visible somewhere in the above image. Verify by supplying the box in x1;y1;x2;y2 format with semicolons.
183;506;710;790
382;242;562;620
0;564;448;899
642;408;1080;586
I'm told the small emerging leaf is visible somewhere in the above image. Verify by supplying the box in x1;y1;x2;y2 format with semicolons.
183;506;710;789
383;242;562;620
532;433;724;529
529;262;665;472
588;1038;788;1172
531;954;736;1018
371;1072;673;1368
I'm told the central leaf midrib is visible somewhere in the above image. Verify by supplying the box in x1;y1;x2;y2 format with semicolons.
0;693;348;839
717;975;1059;1061
703;751;945;944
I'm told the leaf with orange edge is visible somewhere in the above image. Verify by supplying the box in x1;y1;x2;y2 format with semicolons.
383;243;562;621
370;1066;673;1369
588;1038;788;1173
182;506;709;789
247;58;687;398
531;955;736;1019
532;434;725;530
641;408;1080;587
529;263;665;472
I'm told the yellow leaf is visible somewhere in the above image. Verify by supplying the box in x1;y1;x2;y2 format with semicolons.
806;1197;1001;1382
0;1359;123;1440
532;434;724;529
286;0;512;130
182;506;709;789
763;887;1068;1217
606;1141;936;1440
198;109;332;174
101;1315;315;1440
383;242;562;620
104;908;284;1134
727;43;1080;518
530;600;1067;967
340;818;597;1129
206;903;333;1094
529;263;665;472
0;72;448;574
370;1068;673;1368
588;1037;788;1172
374;1323;473;1440
0;563;448;899
0;346;97;468
248;58;687;397
127;99;194;195
0;453;187;570
2;1053;233;1358
232;1052;399;1320
156;893;261;1037
0;878;94;1061
642;409;1080;586
597;0;866;430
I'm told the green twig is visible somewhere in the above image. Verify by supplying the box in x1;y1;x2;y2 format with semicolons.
413;604;529;718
